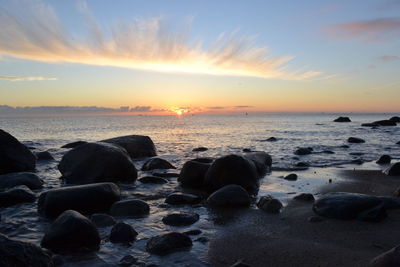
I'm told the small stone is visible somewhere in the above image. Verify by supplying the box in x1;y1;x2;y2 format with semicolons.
348;137;365;143
334;117;351;122
146;232;192;255
296;162;309;167
376;155;391;165
165;193;201;205
257;196;283;213
162;212;199;226
192;147;208;152
141;158;175;171
284;173;298;181
110;222;138;244
110;199;150;217
294;147;312;155
184;229;202;236
294;193;315;202
90;213;116;227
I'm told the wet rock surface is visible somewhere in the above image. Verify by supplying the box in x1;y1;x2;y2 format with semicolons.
0;186;36;207
101;135;157;158
141;158;175;171
348;137;365;143
110;199;150;217
162;212;200;226
109;222;138;244
384;162;400;176
257;195;283;213
146;232;193;255
165;193;201;205
0;172;43;190
207;185;251;207
178;158;212;189
90;213;116;228
138;176;168;184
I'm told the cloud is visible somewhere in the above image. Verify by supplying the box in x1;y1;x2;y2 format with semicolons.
0;105;161;114
233;105;254;109
0;76;57;81
130;106;152;112
324;18;400;42
207;106;226;110
378;55;400;62
0;0;322;80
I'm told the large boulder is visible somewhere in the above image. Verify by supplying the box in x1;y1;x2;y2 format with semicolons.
369;245;400;267
294;147;313;155
0;186;36;207
101;135;156;158
58;142;137;184
334;117;351;122
373;120;397;126
178;158;212;189
41;210;100;254
0;233;53;267
141;158;175;171
61;140;87;149
313;192;389;222
110;199;150;217
38;183;121;219
384;162;400;176
389;116;400;123
204;154;259;194
0;172;43;190
243;151;272;177
146;232;192;255
0;129;36;175
207;185;251;207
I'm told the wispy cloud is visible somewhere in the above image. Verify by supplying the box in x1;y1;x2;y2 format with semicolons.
378;55;400;62
0;105;162;114
0;0;322;80
324;17;400;42
0;75;57;81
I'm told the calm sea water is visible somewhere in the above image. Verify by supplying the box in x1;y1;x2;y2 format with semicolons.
0;113;399;266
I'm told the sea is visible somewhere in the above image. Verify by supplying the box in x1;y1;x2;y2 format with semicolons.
0;113;399;266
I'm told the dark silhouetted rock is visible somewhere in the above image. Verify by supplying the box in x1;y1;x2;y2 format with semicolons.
38;183;121;219
165;193;201;205
41;210;100;254
369;245;400;267
110;222;138;243
266;137;278;141
377;155;391;165
101;135;156;158
296;162;310;167
146;232;192;255
373;120;397;126
257;195;283;213
0;172;43;190
192;147;208;152
152;172;179;178
138;176;168;184
90;213;116;227
0;233;53;267
242;148;252;152
184;229;202;236
110;199;150;217
389;116;400;123
179;158;212;189
58;142;137;184
294;147;312;155
284;173;298;181
204;154;259;194
207;185;251;207
35;151;54;161
243;151;272;176
141;158;175;171
313;192;387;222
162;212;200;226
397;141;400;145
362;123;379;127
294;193;315;202
0;129;36;175
61;140;87;148
348;137;365;143
334;117;351;122
384;162;400;176
0;186;36;207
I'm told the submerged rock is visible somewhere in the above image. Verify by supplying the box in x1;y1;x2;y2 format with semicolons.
146;232;192;255
207;185;251;207
179;158;212;189
35;151;54;161
0;186;36;207
362;123;379;127
257;195;283;213
138;176;168;184
284;173;298;181
384;162;400;176
90;213;116;227
61;140;87;148
243;151;272;176
334;117;351;122
58;142;137;184
389;116;400;123
0;233;53;267
0;129;36;175
110;222;138;244
0;172;43;190
204;154;259;194
348;137;365;143
162;212;200;226
192;147;208;152
373;120;397;126
141;158;175;171
165;193;201;205
265;137;278;142
41;210;100;254
101;135;156;158
376;155;392;165
38;183;121;219
294;147;313;155
369;245;400;267
110;199;150;217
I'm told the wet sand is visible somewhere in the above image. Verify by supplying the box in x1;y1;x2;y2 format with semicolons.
207;168;400;267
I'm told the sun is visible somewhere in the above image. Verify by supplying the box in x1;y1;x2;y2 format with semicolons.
175;110;183;116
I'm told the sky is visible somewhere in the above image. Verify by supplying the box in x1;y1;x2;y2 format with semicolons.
0;0;399;115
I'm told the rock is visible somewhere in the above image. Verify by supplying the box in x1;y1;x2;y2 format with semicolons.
204;154;259;194
101;135;156;158
207;185;251;207
109;222;138;243
296;162;309;167
178;158;212;189
0;129;36;175
389;116;400;123
152;172;179;178
90;213;116;227
384;162;400;176
257;195;283;213
334;117;351;122
369;245;400;267
243;151;272;176
38;183;121;219
0;186;36;207
192;147;208;152
377;155;392;165
341;145;350;148
162;212;200;226
141;158;175;171
348;137;365;143
41;210;100;254
266;137;277;142
165;193;201;205
294;193;315;202
110;199;150;217
373;120;397;126
58;142;137;184
362;123;379;127
146;232;192;255
284;173;298;181
0;233;53;267
35;151;54;161
138;176;168;184
119;255;138;266
184;229;202;236
0;172;43;190
294;147;312;155
242;148;252;152
61;140;87;148
230;260;252;267
313;192;388;222
397;141;400;145
308;216;324;223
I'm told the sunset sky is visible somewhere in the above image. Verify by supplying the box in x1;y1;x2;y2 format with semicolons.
0;0;399;115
